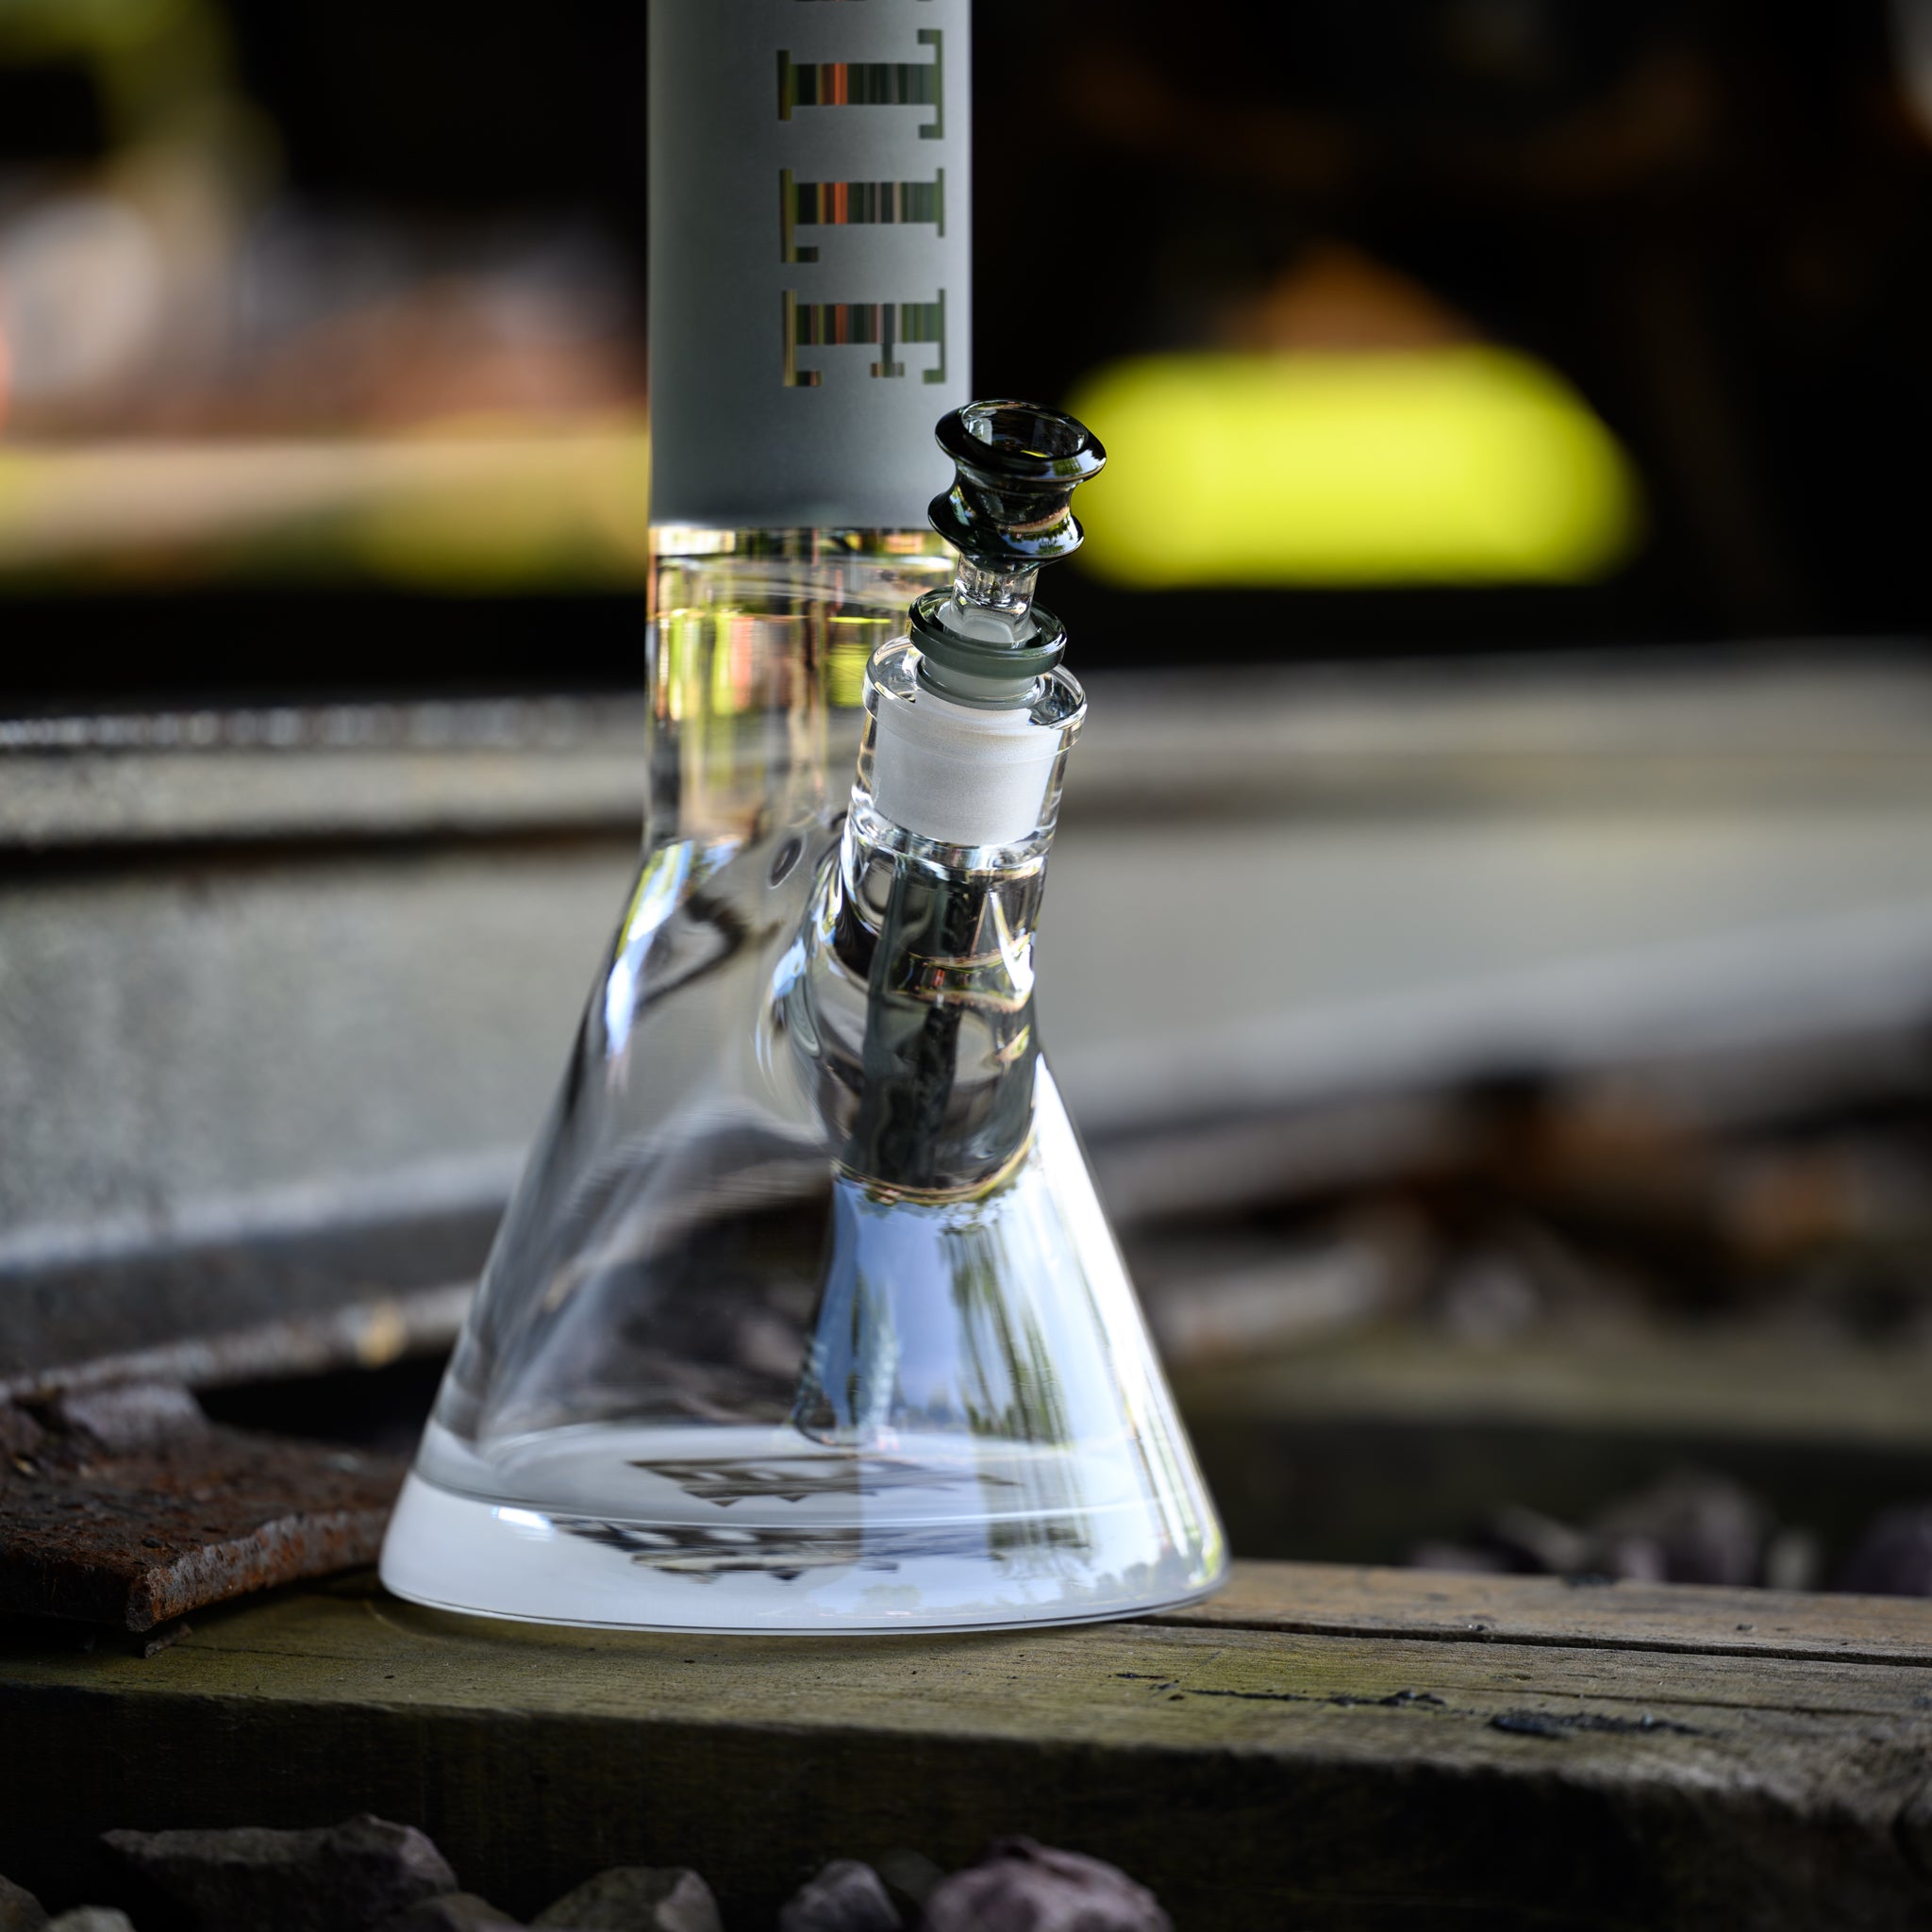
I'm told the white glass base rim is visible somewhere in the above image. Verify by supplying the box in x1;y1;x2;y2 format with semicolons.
378;1421;1225;1634
380;1561;1225;1637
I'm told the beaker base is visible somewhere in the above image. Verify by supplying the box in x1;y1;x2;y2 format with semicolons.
378;1424;1224;1634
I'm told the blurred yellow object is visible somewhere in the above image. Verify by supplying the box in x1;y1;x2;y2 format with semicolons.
1067;347;1641;589
0;425;653;589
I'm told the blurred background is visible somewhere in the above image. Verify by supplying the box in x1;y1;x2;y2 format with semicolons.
5;1;1932;1597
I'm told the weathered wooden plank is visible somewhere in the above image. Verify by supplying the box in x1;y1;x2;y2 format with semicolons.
96;1569;1932;1721
2;1565;1929;1931
1178;1330;1932;1573
1164;1561;1932;1668
1185;1332;1932;1442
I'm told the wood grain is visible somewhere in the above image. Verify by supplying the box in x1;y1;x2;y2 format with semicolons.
3;1563;1929;1931
1163;1560;1932;1667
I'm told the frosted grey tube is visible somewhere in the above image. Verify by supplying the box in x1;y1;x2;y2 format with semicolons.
647;0;973;531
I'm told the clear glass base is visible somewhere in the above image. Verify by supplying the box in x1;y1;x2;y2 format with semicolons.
381;1421;1223;1633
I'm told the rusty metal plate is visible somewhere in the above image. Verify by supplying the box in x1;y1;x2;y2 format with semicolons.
0;1384;402;1630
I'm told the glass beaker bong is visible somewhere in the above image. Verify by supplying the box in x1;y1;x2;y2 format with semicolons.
382;403;1226;1631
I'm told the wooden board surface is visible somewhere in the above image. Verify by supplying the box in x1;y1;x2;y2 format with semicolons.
1167;1560;1932;1667
3;1561;1930;1931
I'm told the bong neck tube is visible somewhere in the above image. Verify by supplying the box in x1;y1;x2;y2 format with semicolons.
859;641;1084;854
841;654;1082;1195
778;399;1106;1195
647;544;830;853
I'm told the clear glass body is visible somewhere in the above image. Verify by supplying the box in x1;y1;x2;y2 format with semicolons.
379;531;1225;1631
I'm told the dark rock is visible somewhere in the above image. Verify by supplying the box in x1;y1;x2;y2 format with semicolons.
0;1873;48;1932
379;1895;525;1932
0;1404;45;1460
1597;1533;1668;1583
530;1868;719;1932
922;1840;1172;1932
45;1914;137;1932
42;1384;208;1450
872;1851;941;1925
1407;1541;1511;1575
138;1620;194;1660
777;1860;900;1932
1762;1524;1823;1593
1837;1504;1932;1596
1486;1505;1591;1575
103;1815;457;1932
1897;1783;1932;1885
1588;1473;1770;1587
